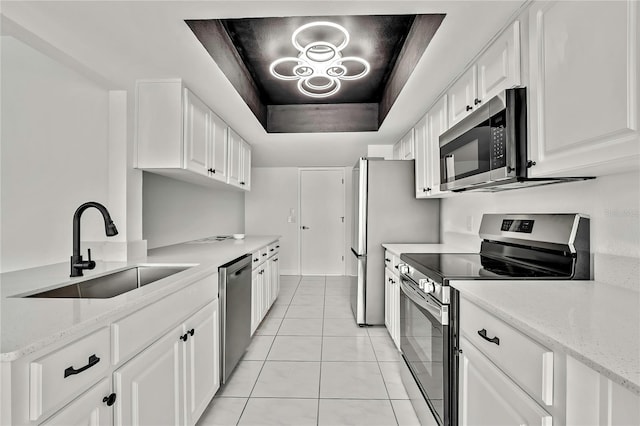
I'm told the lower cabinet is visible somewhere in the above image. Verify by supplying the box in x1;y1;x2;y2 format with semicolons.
383;250;401;350
251;241;281;335
114;323;184;426
114;300;219;426
458;336;552;426
40;379;113;426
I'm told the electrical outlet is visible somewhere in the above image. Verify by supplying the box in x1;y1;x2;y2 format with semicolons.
466;215;473;231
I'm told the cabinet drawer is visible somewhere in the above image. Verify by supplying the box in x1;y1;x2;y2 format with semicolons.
30;327;110;421
460;297;554;406
111;274;217;366
267;241;280;257
40;378;112;426
251;248;263;268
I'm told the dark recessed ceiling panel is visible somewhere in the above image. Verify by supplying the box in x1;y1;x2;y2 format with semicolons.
221;15;415;105
186;14;444;133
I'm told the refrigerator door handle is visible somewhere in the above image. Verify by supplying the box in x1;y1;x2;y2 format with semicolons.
351;247;365;258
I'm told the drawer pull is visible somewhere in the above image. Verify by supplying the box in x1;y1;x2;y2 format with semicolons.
478;329;500;345
103;393;117;406
385;258;391;262
270;248;274;252
188;328;195;337
180;333;189;342
276;245;280;248
64;354;100;378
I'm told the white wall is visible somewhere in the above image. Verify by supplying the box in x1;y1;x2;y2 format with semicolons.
441;171;640;282
245;167;356;275
142;172;245;249
1;36;112;272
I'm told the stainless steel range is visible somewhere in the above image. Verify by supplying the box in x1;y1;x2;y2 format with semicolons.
397;213;591;426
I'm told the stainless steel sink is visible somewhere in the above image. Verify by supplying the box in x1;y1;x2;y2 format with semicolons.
26;266;191;299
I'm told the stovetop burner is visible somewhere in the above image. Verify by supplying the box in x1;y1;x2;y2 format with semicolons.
401;252;572;281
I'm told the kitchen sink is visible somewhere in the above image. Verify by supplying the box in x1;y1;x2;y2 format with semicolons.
25;265;191;299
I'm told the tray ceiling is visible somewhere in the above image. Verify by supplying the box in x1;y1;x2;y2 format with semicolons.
187;14;444;133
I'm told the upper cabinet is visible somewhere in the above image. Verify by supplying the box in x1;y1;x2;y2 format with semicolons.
136;79;250;191
393;129;415;160
448;21;521;127
227;128;251;190
416;95;449;198
527;0;639;177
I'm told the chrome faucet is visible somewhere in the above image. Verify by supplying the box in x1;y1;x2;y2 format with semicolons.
70;202;119;277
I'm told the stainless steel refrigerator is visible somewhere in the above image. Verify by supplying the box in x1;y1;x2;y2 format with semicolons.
350;158;440;326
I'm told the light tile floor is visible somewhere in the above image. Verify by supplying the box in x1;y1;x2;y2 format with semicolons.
197;275;423;426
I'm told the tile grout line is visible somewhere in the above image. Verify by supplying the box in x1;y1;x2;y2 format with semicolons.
316;275;326;426
236;274;301;425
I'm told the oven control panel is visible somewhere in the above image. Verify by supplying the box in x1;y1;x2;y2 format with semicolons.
501;219;534;233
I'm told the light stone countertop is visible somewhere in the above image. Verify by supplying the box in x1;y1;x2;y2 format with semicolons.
0;235;279;361
451;280;640;395
382;243;476;257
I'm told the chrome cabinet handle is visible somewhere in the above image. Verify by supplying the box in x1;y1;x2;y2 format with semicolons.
477;329;500;345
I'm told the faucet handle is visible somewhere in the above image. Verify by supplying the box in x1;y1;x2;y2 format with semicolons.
86;249;96;269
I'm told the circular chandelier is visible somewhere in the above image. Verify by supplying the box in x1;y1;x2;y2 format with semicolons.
269;21;370;98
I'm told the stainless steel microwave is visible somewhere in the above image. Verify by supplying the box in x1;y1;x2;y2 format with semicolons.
438;88;591;192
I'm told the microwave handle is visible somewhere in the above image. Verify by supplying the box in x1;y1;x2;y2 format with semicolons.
444;154;455;182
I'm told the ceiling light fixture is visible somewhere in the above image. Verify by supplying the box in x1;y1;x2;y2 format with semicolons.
269;21;370;98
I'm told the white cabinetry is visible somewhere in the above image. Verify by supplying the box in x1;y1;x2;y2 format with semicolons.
227;128;251;190
251;241;280;335
114;300;219;426
565;355;640;426
448;21;521;126
415;95;449;198
383;250;400;350
393;129;415;160
40;379;113;426
528;0;639;177
459;297;553;425
459;336;552;426
114;322;184;425
136;79;250;190
3;272;220;426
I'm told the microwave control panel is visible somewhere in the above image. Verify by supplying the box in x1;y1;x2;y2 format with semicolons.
490;112;507;169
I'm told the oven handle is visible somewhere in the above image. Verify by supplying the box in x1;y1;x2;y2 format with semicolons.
399;277;448;326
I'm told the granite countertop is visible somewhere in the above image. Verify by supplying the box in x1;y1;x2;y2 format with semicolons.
451;280;640;395
1;235;279;361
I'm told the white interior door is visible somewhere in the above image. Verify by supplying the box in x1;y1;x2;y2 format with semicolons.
300;169;345;275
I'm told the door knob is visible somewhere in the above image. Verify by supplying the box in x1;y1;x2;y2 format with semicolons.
301;226;310;230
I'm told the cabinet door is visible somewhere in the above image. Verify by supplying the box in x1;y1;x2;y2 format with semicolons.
208;112;228;182
240;140;251;190
448;66;477;126
401;129;415;160
458;337;552;426
184;301;219;426
251;268;260;335
40;379;112;426
270;255;280;305
392;276;400;350
476;21;521;103
528;0;639;177
392;141;402;160
261;263;270;318
183;89;210;177
414;115;429;197
226;128;242;186
384;268;393;334
426;95;448;196
114;323;184;426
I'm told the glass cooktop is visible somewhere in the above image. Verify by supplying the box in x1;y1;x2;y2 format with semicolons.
401;253;571;281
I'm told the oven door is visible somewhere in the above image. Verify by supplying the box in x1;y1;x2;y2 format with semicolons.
399;275;450;426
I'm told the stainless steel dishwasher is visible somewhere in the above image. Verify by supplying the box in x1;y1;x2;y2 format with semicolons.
219;253;252;383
